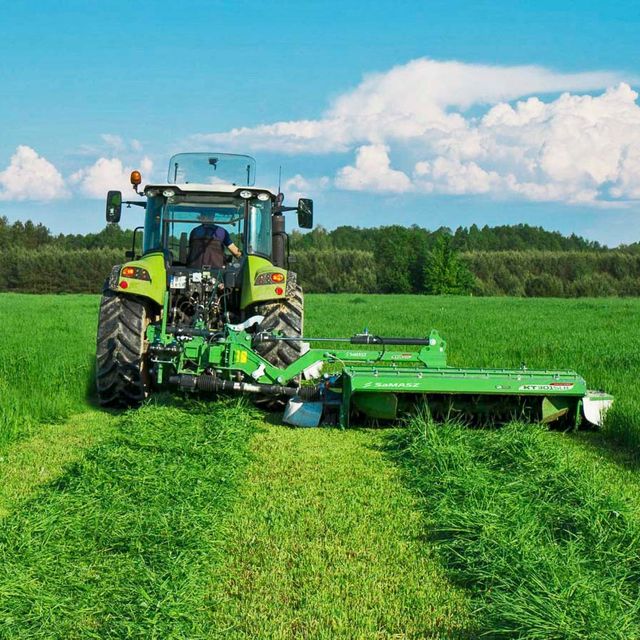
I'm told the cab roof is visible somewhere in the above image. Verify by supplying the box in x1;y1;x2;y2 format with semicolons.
143;183;277;197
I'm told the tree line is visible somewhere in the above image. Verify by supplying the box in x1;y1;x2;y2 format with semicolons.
0;216;639;297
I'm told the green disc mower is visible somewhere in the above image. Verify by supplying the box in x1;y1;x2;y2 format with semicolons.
96;152;613;429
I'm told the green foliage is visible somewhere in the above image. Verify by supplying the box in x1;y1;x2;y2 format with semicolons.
0;247;122;293
424;234;474;295
524;273;565;297
292;249;377;293
0;216;134;251
0;216;638;296
463;250;640;298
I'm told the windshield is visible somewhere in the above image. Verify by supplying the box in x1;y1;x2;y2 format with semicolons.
143;193;272;262
167;153;256;186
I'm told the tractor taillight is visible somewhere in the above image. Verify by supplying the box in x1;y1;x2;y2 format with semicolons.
119;281;128;289
120;266;151;281
275;286;284;295
255;272;286;286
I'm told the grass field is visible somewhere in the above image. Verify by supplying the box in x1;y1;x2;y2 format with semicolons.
1;292;639;638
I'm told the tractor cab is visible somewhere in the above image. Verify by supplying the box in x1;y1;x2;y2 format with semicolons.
142;183;274;266
106;153;312;269
102;152;313;337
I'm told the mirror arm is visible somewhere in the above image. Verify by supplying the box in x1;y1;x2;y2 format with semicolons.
123;201;146;208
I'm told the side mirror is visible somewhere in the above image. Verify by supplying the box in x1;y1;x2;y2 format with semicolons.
297;198;313;229
106;190;122;224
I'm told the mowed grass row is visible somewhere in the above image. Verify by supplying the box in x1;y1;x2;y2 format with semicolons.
0;294;98;446
388;416;640;638
206;423;469;638
0;399;257;639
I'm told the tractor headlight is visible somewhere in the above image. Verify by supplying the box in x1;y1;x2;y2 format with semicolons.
239;190;252;199
257;192;269;201
162;189;175;198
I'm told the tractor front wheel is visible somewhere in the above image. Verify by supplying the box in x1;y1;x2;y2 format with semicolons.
96;289;151;407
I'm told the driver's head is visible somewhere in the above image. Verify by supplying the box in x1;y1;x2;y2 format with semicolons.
198;211;216;225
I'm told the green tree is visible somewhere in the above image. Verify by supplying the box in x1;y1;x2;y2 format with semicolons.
423;234;474;295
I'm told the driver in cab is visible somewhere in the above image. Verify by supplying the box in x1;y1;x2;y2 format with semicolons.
186;214;242;268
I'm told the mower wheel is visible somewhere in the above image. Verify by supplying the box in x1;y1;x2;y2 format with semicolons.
96;289;150;407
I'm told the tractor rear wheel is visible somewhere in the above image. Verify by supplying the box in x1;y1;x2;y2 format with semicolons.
253;285;305;367
251;285;306;410
96;289;150;407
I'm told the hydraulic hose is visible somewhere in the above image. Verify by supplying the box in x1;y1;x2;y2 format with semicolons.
254;332;433;346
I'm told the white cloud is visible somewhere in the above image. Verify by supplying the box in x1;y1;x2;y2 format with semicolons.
0;146;68;201
75;135;144;158
282;174;331;202
336;145;412;193
432;83;640;203
194;58;624;154
70;156;153;198
192;57;640;206
414;158;501;195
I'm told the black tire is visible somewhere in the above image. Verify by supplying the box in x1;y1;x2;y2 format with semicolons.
251;285;305;410
253;285;305;367
96;289;150;407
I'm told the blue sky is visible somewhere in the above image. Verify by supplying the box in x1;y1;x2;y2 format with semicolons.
1;0;639;245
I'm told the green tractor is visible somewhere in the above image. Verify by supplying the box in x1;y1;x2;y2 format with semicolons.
96;152;613;429
96;152;313;407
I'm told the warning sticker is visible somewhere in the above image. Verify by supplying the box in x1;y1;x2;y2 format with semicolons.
518;383;575;392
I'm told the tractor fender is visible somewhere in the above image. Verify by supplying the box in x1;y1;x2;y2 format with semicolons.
106;252;166;307
240;255;290;309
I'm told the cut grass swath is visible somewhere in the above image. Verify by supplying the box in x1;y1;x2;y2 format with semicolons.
0;399;256;639
206;423;470;638
387;415;640;638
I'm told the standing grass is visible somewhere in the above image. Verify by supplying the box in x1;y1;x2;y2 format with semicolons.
0;400;257;639
0;293;99;446
387;415;640;638
206;423;470;639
